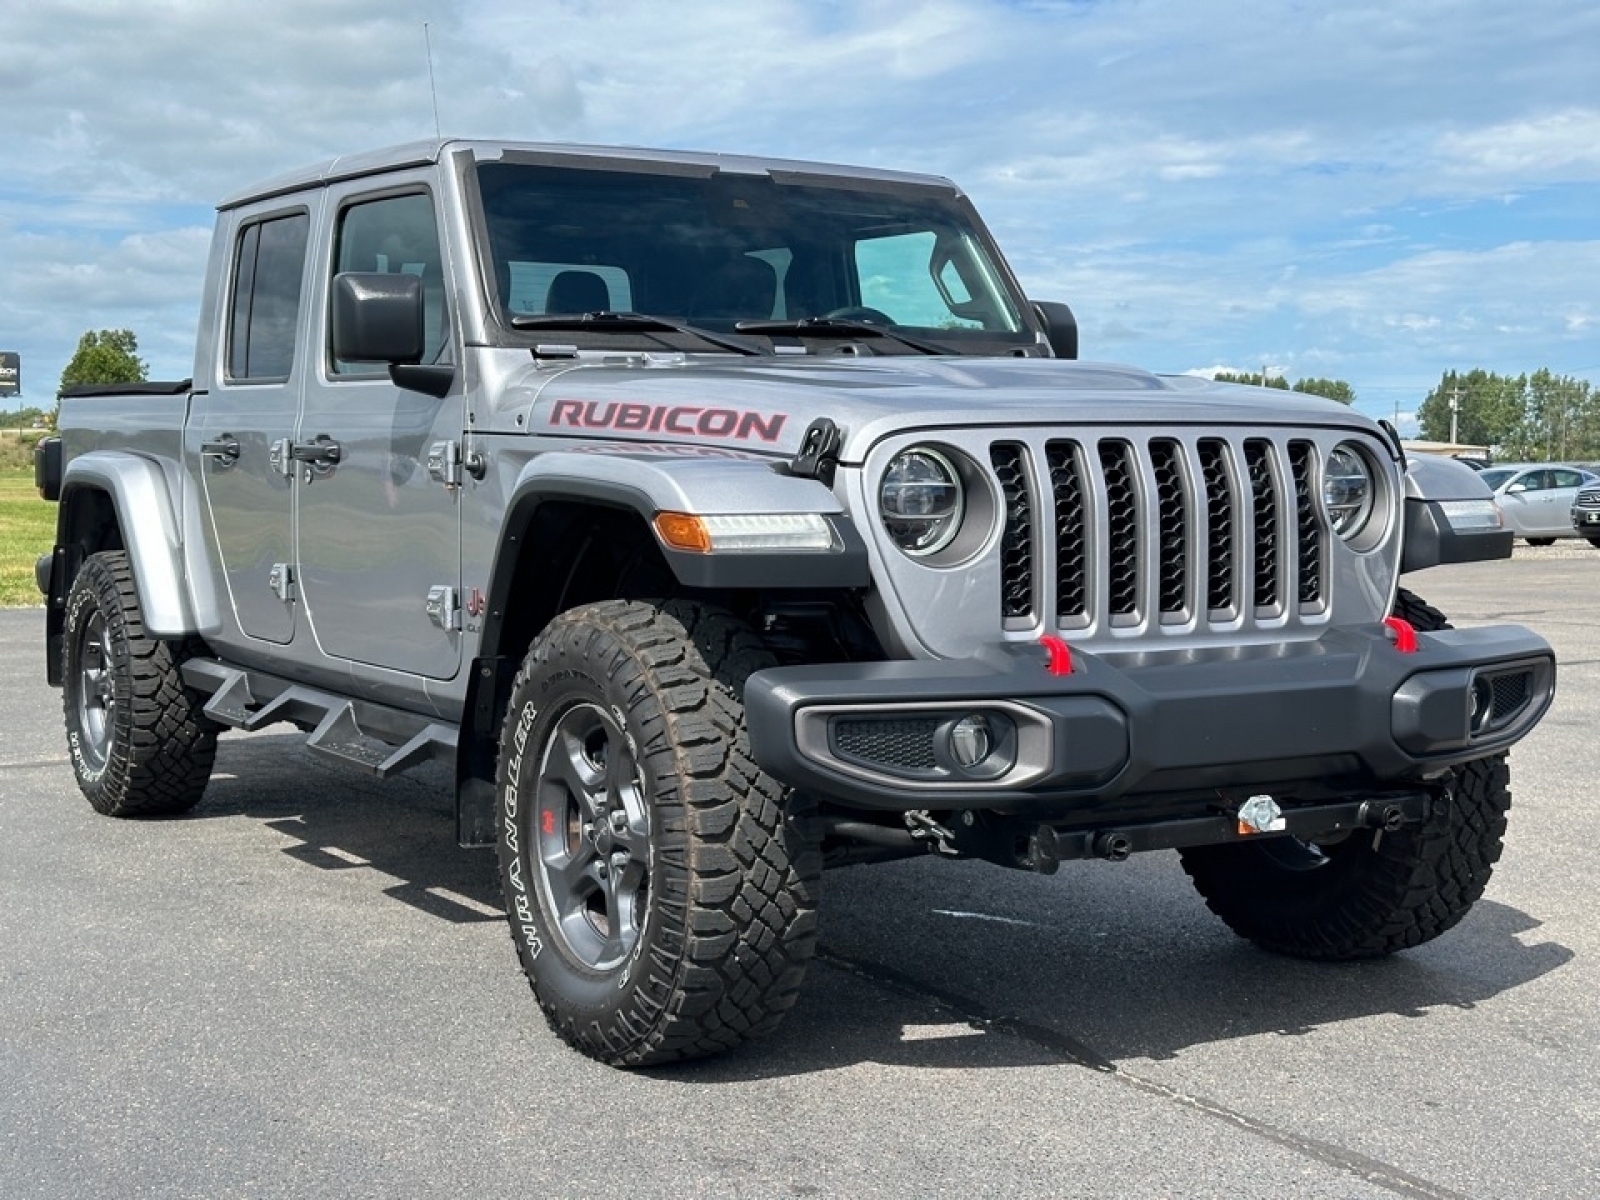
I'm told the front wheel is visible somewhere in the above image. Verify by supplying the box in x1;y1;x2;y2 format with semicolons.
1178;589;1511;960
495;599;820;1066
1525;537;1556;547
1586;537;1600;549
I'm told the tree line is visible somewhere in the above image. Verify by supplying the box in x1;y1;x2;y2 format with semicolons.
0;330;150;431
1212;372;1356;405
1415;369;1600;461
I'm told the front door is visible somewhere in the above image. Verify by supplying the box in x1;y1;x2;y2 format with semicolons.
295;183;464;680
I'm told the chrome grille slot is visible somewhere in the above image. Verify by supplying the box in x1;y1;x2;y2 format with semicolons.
1150;439;1189;619
1198;438;1236;616
1288;441;1325;609
1100;440;1141;622
1244;439;1281;615
1046;440;1089;624
991;442;1035;623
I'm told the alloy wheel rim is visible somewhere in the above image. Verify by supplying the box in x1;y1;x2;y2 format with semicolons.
531;702;652;971
73;611;114;772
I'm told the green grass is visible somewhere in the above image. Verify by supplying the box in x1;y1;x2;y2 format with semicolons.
0;428;44;472
0;470;54;607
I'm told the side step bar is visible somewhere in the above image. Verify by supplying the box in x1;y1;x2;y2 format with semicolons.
181;659;458;780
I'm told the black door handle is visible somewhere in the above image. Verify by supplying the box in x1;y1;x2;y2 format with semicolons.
200;437;240;463
290;438;342;466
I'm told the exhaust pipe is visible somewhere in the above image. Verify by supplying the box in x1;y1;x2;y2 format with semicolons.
1358;801;1406;832
1091;831;1133;862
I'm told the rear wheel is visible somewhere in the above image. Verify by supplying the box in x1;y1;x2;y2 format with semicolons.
61;551;217;816
1586;538;1600;549
1178;589;1510;960
495;599;820;1066
1525;537;1555;546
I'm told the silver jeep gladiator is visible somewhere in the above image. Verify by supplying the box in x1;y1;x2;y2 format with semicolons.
35;139;1554;1066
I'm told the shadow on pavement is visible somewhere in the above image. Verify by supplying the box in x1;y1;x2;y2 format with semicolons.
670;863;1571;1081
193;732;503;923
186;730;1571;1081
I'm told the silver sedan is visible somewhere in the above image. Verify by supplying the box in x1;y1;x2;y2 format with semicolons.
1476;464;1599;544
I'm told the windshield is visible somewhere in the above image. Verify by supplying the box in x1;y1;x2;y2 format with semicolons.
1476;469;1516;492
473;159;1037;355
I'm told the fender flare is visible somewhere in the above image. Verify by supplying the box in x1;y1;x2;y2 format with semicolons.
59;452;200;635
495;451;870;592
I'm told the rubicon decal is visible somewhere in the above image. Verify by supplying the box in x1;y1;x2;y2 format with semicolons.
548;399;787;442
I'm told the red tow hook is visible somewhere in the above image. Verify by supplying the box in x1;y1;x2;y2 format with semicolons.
1383;616;1419;654
1040;635;1074;676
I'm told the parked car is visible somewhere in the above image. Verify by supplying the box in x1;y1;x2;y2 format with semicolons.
1570;481;1600;546
1475;464;1599;544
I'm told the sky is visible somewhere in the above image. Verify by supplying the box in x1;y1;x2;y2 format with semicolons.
3;0;1597;433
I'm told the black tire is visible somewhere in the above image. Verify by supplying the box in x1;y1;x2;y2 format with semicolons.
1525;537;1556;547
1586;538;1600;549
1178;588;1510;960
495;599;821;1066
61;551;218;816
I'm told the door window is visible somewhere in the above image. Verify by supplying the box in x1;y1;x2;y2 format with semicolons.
332;192;450;373
227;211;310;382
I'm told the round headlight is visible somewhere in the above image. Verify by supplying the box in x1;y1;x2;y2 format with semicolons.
1323;443;1375;539
880;447;965;557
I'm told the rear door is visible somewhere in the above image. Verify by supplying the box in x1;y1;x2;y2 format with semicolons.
1548;468;1589;533
193;205;313;645
294;179;464;680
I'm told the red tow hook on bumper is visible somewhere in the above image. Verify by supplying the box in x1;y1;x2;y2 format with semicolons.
1383;616;1419;653
1039;635;1073;676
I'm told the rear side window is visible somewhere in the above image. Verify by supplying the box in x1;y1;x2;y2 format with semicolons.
227;211;310;381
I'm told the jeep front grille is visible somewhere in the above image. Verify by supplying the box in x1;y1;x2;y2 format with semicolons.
992;434;1327;633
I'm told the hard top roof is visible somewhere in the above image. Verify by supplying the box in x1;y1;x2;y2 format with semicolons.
216;138;961;210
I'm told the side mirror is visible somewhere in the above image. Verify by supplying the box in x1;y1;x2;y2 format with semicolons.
1505;482;1527;495
331;272;425;364
1032;300;1078;360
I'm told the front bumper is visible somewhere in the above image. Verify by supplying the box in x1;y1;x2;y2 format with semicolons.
744;622;1554;815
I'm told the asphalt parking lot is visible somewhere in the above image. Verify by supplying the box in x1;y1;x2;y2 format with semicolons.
2;550;1597;1199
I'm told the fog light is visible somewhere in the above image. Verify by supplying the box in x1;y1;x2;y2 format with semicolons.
949;714;993;768
1469;676;1494;733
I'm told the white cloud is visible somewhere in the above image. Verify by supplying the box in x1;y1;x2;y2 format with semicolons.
1435;109;1600;182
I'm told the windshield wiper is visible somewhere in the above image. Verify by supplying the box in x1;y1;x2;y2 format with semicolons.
734;317;949;356
509;310;766;357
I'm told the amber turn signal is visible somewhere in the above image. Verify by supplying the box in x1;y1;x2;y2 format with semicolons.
654;512;713;553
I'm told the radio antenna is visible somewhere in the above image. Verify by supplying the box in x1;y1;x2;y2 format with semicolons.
424;22;442;140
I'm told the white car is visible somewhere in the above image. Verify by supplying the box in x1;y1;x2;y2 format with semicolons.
1476;464;1600;544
